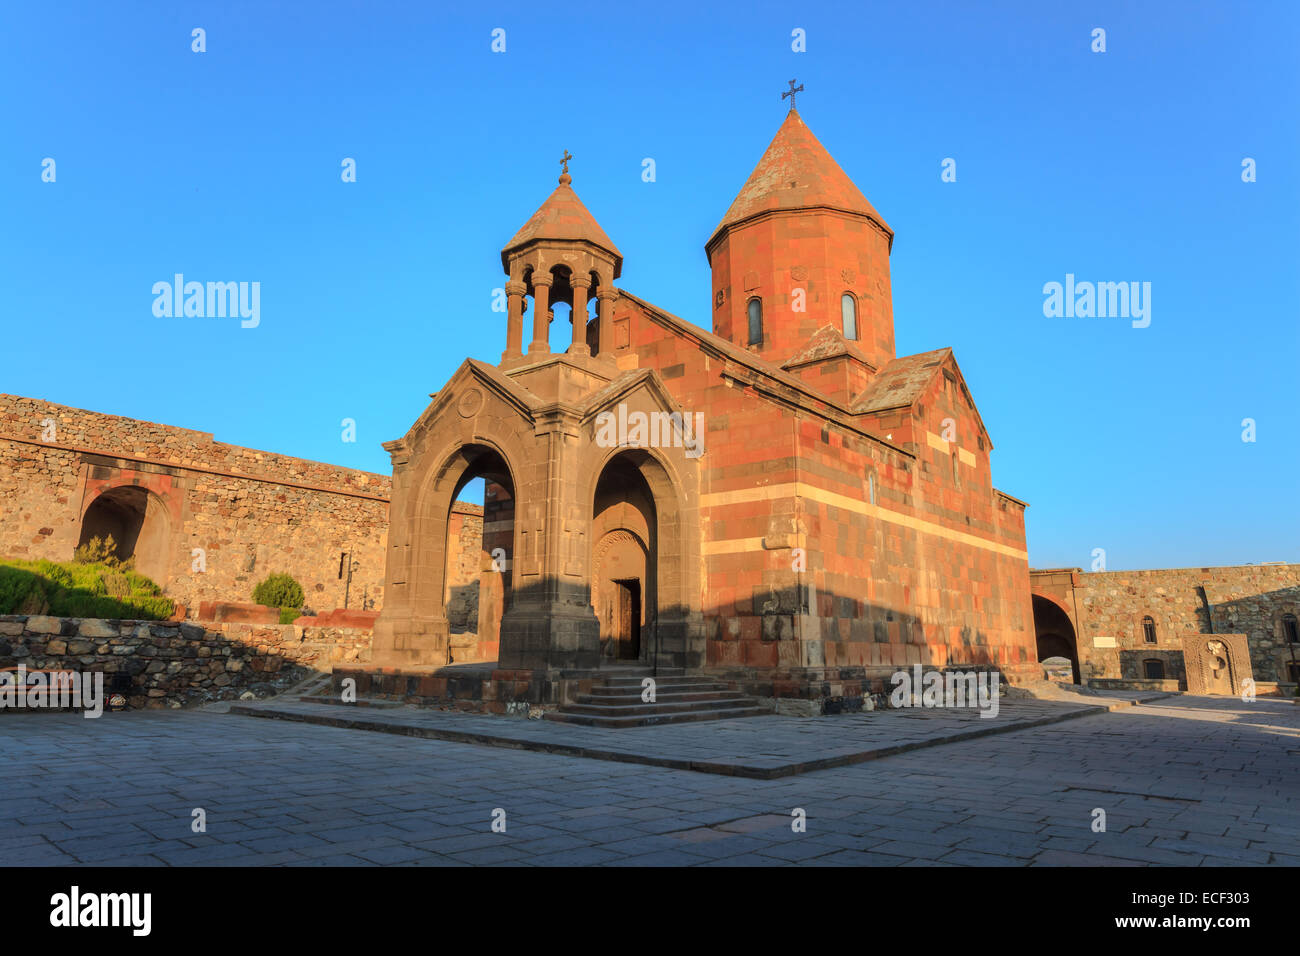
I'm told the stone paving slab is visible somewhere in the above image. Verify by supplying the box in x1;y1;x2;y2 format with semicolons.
227;689;1171;779
4;695;1297;866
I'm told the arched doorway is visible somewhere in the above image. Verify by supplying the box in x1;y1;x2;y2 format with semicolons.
592;529;650;660
441;446;515;666
77;485;171;584
591;454;657;664
1032;593;1079;684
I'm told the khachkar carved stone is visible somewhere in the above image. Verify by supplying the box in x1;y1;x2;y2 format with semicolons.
1182;633;1252;696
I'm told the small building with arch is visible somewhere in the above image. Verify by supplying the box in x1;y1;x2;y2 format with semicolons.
1030;564;1300;695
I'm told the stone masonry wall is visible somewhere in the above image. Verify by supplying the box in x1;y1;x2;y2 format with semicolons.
0;614;371;711
0;394;390;615
611;298;1037;692
1205;572;1300;685
1032;563;1300;686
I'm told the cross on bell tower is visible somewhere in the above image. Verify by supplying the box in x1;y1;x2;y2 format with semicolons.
782;79;803;112
498;151;624;367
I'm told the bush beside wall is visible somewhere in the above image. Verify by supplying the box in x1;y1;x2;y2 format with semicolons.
0;559;173;620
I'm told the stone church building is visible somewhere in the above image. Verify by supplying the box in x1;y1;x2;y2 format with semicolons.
370;108;1041;705
6;107;1291;712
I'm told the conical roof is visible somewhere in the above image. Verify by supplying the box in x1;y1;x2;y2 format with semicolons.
501;172;623;276
706;110;891;256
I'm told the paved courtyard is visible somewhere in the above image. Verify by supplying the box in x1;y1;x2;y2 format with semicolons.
3;694;1298;866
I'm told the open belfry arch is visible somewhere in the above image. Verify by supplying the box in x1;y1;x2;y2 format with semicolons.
372;93;1039;711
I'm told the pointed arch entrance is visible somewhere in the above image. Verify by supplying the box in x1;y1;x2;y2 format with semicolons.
589;447;701;670
592;453;656;665
592;527;651;661
1032;593;1080;684
379;441;518;667
77;485;172;584
440;446;516;666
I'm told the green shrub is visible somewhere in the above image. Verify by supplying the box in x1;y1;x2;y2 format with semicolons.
72;535;134;570
0;558;173;620
252;572;304;611
278;606;301;625
73;534;115;564
0;566;49;614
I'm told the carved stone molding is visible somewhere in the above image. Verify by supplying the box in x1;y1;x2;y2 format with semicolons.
456;389;484;419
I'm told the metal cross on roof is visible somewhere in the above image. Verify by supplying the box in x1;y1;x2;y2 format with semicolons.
782;79;803;111
559;149;573;174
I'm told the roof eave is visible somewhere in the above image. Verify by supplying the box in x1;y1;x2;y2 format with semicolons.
704;204;895;263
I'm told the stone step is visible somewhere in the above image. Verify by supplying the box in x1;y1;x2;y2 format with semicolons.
561;696;756;718
299;695;405;710
581;682;732;697
599;676;727;688
547;671;769;727
543;705;770;729
575;689;745;706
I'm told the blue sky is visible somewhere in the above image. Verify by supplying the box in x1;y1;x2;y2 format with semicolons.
2;0;1296;571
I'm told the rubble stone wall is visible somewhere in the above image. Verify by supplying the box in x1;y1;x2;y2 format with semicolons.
0;614;371;710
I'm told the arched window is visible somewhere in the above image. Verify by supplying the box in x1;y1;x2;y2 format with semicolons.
1143;659;1165;680
1284;614;1299;644
747;298;763;345
1142;616;1157;644
841;293;858;340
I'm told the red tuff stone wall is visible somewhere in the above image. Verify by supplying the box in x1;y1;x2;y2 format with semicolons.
0;394;390;616
709;211;896;372
1031;564;1300;687
604;294;1037;693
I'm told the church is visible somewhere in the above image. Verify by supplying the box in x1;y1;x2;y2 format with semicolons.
368;102;1042;712
2;97;1291;717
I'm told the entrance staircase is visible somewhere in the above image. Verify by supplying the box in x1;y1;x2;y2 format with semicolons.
545;671;769;728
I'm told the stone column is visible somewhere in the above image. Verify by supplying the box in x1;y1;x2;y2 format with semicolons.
569;274;591;356
597;287;617;357
529;273;552;356
502;279;525;364
498;413;601;673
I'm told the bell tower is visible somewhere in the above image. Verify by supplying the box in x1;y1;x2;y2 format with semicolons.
500;152;623;369
706;93;896;373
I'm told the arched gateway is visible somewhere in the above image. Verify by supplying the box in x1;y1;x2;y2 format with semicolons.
1032;593;1080;684
77;485;172;584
